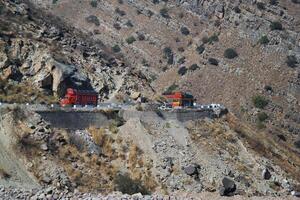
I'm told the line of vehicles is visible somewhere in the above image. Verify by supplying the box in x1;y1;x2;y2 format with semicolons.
59;88;224;110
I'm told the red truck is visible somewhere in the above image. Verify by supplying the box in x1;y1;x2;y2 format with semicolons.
60;88;98;107
163;92;195;108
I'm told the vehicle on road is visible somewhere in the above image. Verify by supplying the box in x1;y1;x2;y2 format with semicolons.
163;92;195;108
60;88;98;107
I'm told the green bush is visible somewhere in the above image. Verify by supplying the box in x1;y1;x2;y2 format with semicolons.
126;36;136;44
114;173;150;195
196;45;205;54
125;20;134;27
165;84;178;93
291;0;300;4
258;35;270;45
180;27;190;35
252;95;268;109
178;57;185;64
286;55;298;68
269;0;278;5
233;6;241;13
90;0;97;8
160;8;170;18
163;47;172;57
257;112;268;122
208;58;219;66
224;48;238;59
52;0;59;4
85;15;100;26
178;66;187;76
112;45;121;53
207;33;219;44
257;2;265;10
115;7;126;16
270;21;283;30
189;64;199;71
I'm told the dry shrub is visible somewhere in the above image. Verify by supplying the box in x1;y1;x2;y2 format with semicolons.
109;122;119;134
88;127;114;157
128;144;139;169
89;127;106;146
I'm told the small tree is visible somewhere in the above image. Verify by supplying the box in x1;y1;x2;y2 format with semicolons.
112;45;121;53
256;2;265;10
258;35;270;45
286;55;298;68
252;95;268;109
208;33;219;44
85;15;100;26
178;66;187;76
115;7;126;16
196;45;205;54
90;0;97;8
257;112;268;122
160;8;170;18
208;58;219;66
269;0;278;5
180;27;190;35
189;64;199;71
224;48;238;59
270;21;283;30
126;36;136;44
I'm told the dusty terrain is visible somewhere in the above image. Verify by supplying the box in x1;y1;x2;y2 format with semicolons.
0;0;300;199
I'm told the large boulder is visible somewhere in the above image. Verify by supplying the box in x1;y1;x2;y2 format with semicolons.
219;177;236;196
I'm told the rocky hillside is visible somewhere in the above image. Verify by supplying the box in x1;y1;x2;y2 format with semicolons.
21;0;300;185
0;105;299;199
0;0;154;103
0;0;300;199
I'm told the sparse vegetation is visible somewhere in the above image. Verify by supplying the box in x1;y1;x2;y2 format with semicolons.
224;48;238;59
137;33;145;40
165;84;178;93
252;95;269;109
270;21;283;30
114;173;150;195
115;7;126;16
113;23;121;30
126;36;136;44
163;47;174;64
180;27;190;35
196;45;205;54
90;0;97;8
286;55;298;68
207;33;219;44
125;20;134;27
178;66;187;76
112;45;121;53
258;35;270;45
291;0;300;4
233;6;241;13
189;64;199;71
160;8;169;18
257;112;268;122
208;58;219;66
256;2;265;10
294;140;300;149
269;0;278;5
109;121;119;134
85;15;100;26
